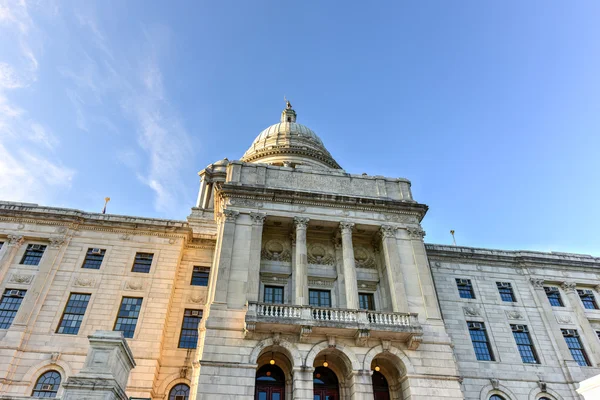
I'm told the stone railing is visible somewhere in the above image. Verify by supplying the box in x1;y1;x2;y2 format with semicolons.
248;302;419;331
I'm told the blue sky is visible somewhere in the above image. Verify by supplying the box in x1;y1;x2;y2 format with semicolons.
1;1;599;255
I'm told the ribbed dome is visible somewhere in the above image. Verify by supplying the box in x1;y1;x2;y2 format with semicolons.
241;105;341;169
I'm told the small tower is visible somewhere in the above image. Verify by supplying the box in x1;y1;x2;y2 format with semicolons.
281;107;297;123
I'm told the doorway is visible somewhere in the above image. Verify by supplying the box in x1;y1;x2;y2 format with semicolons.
255;364;285;400
372;370;390;400
313;366;339;400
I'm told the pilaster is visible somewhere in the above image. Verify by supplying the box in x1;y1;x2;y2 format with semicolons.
379;225;408;313
340;222;359;310
562;281;600;364
0;235;24;283
294;217;309;305
213;210;239;305
246;213;266;303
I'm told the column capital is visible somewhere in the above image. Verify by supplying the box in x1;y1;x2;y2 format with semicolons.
221;209;239;223
339;222;355;234
406;226;426;239
49;236;67;248
379;225;398;238
7;235;24;247
529;278;545;288
294;217;310;229
561;281;577;294
249;212;266;225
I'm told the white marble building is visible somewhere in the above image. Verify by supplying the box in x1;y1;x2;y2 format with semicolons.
0;103;598;400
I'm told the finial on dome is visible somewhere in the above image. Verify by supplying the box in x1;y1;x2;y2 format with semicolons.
281;97;297;123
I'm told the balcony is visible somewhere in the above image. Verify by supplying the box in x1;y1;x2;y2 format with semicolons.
245;302;423;349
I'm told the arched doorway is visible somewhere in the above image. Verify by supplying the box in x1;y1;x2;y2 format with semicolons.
255;364;285;400
313;366;339;400
372;371;389;400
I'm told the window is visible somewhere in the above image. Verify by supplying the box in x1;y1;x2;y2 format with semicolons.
359;293;375;310
190;266;210;286
0;241;4;249
511;325;538;364
467;321;494;361
264;286;284;304
169;383;190;400
131;252;153;273
577;289;599;310
456;278;475;299
489;396;505;400
562;329;590;366
178;309;202;349
21;244;46;265
81;248;106;269
544;286;564;307
56;293;91;335
0;289;26;329
32;370;61;398
309;289;331;307
114;297;142;338
497;282;516;302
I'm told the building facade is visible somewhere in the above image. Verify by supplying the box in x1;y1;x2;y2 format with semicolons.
0;104;598;400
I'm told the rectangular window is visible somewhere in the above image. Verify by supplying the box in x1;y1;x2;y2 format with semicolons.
511;325;538;364
0;289;26;329
56;293;91;334
544;286;564;307
467;321;494;361
309;289;331;307
264;286;284;304
0;241;4;249
359;293;375;310
562;329;590;366
190;266;210;286
497;282;516;302
20;244;46;265
456;278;475;299
178;309;202;349
114;297;143;338
577;289;599;310
81;248;106;270
131;252;153;273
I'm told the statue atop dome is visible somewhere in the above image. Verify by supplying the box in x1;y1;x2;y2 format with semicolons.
284;96;292;109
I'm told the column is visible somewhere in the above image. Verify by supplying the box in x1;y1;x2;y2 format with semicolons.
379;225;409;313
528;279;576;364
0;235;24;283
61;331;135;400
562;281;600;363
212;210;239;305
246;213;266;303
294;217;309;305
333;237;347;309
339;222;359;310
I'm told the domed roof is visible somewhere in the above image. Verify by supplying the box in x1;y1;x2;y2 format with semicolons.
241;105;341;170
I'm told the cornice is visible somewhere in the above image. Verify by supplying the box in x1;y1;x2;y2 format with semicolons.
241;146;341;169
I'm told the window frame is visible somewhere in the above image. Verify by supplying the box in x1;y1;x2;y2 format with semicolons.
358;292;375;310
131;252;154;273
544;286;564;307
0;289;26;329
190;266;210;286
81;248;106;270
577;289;599;310
20;244;47;266
31;370;61;398
113;297;143;339
456;278;476;299
309;289;331;308
511;324;539;364
169;383;191;400
178;309;202;349
56;293;92;335
496;282;516;302
562;329;591;367
467;321;495;361
264;285;284;304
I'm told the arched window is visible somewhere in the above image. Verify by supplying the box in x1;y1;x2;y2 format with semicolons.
539;398;551;400
32;370;61;398
169;383;190;400
490;396;506;400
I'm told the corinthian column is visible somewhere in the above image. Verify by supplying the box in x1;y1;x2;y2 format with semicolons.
379;225;408;313
0;235;24;283
339;222;359;310
562;282;600;363
294;217;310;306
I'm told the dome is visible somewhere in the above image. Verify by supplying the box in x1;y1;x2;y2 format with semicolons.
241;104;341;170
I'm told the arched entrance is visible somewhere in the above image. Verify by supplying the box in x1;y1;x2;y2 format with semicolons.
313;366;339;400
255;364;285;400
372;371;390;400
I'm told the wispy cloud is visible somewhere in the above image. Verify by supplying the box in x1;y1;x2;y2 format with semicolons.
0;0;74;203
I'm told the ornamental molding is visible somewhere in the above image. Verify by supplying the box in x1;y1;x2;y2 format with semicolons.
250;212;267;225
406;227;426;239
561;282;577;293
379;225;398;239
124;280;144;291
228;198;264;208
556;315;572;324
463;306;480;317
339;222;355;234
357;280;378;291
9;274;33;284
49;236;67;248
307;243;335;266
293;217;310;229
261;240;292;262
529;278;545;288
189;293;207;304
7;235;24;247
308;278;336;288
119;233;132;241
354;246;376;269
505;310;523;320
220;210;240;223
73;276;96;288
383;213;420;224
260;273;290;285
